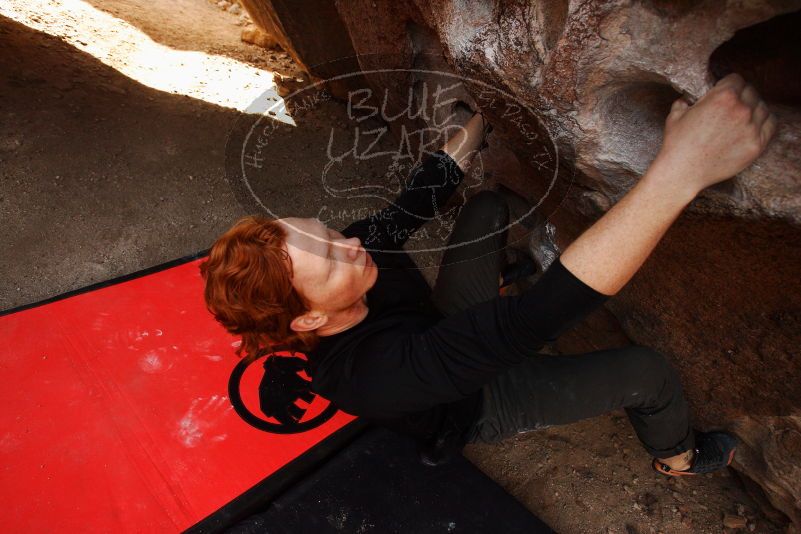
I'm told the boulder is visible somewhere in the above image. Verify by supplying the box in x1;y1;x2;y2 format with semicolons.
237;0;366;100
245;0;801;527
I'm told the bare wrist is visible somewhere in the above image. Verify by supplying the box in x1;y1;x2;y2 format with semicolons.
643;154;702;204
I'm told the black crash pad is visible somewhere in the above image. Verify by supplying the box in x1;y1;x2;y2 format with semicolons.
228;426;553;533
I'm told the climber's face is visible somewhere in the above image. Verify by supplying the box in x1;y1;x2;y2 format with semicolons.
278;217;377;315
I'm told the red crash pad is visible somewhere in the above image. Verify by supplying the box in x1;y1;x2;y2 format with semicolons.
0;253;356;532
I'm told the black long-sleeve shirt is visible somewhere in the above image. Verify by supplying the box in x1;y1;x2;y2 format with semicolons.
307;151;609;447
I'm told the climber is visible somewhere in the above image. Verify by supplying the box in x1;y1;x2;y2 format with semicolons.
200;73;776;476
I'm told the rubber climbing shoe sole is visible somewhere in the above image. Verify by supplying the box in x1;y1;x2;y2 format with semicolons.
653;430;738;477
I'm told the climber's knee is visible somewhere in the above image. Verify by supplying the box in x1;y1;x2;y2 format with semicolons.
617;345;680;400
463;190;509;232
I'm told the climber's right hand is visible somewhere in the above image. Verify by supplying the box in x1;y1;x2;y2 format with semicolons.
651;72;777;197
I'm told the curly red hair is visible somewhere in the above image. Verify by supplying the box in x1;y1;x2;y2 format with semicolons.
199;215;319;360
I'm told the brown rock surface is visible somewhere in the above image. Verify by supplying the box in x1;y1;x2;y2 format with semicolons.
243;0;801;527
240;26;279;49
724;513;749;529
238;0;366;99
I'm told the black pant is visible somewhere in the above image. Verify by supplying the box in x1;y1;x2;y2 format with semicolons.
430;190;695;459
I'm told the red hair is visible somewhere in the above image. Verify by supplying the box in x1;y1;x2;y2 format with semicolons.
199;215;319;360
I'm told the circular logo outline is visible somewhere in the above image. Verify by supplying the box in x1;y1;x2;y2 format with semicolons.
228;61;563;259
227;350;339;434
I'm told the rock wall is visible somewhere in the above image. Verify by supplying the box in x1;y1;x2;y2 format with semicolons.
242;0;801;527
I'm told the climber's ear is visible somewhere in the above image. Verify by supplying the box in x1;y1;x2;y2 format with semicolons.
290;311;327;333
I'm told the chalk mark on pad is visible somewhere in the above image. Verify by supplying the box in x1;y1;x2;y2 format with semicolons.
175;395;233;448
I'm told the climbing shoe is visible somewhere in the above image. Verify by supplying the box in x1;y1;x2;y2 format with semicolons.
653;430;738;477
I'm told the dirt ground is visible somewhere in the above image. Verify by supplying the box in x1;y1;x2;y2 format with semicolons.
0;0;786;532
